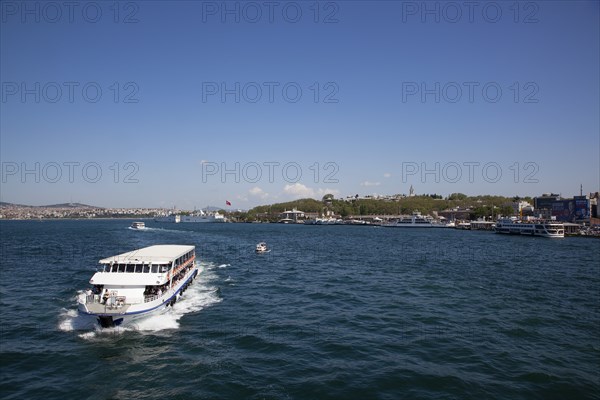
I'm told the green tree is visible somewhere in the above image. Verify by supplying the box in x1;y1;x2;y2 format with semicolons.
448;193;467;201
499;205;515;217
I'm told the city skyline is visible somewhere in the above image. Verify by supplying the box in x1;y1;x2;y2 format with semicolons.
1;1;599;209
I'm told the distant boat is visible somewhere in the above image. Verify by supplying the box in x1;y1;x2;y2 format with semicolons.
494;219;564;238
154;215;180;223
255;242;270;253
316;217;342;225
155;210;226;223
382;211;433;228
456;222;471;230
130;221;146;230
180;211;226;223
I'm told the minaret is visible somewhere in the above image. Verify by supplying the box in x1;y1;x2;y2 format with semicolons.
580;184;583;196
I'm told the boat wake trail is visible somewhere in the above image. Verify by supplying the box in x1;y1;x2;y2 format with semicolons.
58;262;222;339
58;307;96;332
127;227;186;233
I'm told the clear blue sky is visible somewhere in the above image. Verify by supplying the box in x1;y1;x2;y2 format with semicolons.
1;0;598;209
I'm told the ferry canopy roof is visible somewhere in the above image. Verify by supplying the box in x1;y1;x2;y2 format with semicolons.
99;245;194;264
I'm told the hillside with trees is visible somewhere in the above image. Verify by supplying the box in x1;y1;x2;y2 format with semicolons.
235;193;522;222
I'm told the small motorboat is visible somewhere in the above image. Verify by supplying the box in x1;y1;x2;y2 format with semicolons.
255;242;270;253
130;221;146;230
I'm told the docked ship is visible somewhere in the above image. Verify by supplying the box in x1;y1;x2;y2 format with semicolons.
154;214;180;223
383;211;434;228
78;245;199;328
180;210;226;223
494;219;564;238
154;210;226;223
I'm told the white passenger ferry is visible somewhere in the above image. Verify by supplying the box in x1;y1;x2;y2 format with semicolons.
154;210;226;223
494;219;564;238
383;211;434;228
154;214;180;223
78;245;199;328
180;211;226;223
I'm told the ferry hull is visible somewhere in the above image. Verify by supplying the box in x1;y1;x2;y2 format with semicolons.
383;224;433;228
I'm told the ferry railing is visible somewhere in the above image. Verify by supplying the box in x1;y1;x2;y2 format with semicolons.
85;294;101;304
144;294;161;303
83;294;128;309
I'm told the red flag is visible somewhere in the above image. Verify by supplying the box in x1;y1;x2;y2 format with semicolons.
226;200;231;206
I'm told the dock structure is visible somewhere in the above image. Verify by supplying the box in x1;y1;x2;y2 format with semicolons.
470;221;495;231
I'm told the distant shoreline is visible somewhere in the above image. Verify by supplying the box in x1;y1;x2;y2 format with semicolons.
0;217;154;221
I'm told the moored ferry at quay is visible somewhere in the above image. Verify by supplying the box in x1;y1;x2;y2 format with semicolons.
154;210;226;223
494;219;565;238
382;211;434;228
78;245;199;328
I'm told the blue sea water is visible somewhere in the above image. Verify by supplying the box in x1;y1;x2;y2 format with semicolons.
0;220;598;399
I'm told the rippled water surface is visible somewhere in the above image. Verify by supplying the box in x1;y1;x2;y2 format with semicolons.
1;220;598;399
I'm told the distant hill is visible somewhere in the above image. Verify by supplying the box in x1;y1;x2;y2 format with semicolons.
197;206;227;212
43;202;99;208
0;201;25;207
0;202;101;208
247;194;520;220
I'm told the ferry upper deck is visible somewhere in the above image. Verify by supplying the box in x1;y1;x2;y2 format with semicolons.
89;245;195;286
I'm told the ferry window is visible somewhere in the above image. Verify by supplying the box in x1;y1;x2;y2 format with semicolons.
143;265;150;273
126;264;135;273
151;265;158;273
161;265;168;273
118;264;126;273
110;265;117;273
